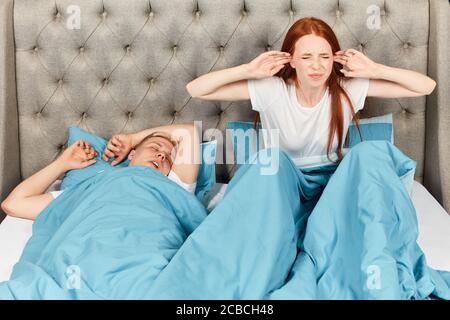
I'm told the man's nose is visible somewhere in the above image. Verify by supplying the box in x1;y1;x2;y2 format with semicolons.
157;152;166;161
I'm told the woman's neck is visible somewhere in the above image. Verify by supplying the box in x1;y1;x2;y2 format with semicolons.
295;82;327;107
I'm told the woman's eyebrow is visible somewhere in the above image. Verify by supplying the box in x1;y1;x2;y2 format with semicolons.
300;52;330;55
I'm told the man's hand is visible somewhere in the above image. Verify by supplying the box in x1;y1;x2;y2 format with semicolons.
102;134;133;166
57;140;97;171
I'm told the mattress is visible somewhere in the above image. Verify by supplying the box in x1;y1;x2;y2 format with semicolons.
0;180;449;283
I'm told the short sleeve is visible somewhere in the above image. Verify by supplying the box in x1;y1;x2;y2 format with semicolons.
342;78;370;112
247;76;283;112
50;190;64;199
168;171;197;194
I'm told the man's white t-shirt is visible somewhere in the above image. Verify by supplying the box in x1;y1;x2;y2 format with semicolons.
50;170;196;199
247;76;370;163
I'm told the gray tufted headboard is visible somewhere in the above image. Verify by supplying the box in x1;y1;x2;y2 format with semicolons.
1;0;449;221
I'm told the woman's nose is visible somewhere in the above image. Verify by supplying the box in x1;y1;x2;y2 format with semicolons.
311;59;320;69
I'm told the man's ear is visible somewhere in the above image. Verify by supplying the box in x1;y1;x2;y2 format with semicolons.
128;149;136;161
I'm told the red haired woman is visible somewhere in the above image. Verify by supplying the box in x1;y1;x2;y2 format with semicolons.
186;17;436;164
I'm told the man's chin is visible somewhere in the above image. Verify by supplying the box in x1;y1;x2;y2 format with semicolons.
130;162;167;175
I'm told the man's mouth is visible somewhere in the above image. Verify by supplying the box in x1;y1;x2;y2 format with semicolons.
149;161;159;169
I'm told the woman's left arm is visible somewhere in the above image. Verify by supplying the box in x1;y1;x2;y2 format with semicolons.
334;48;436;98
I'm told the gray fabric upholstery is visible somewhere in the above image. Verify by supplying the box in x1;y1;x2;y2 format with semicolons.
1;0;449;221
424;0;450;213
0;0;21;222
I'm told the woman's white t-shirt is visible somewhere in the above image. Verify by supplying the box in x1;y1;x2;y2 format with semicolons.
247;76;369;163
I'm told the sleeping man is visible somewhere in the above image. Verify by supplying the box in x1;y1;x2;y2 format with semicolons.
0;122;213;299
1;123;200;221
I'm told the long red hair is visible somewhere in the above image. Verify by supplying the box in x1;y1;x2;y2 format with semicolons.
254;17;363;162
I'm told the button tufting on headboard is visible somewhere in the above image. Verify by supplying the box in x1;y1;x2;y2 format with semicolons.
7;0;434;187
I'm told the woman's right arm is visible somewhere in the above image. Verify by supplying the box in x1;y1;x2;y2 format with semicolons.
186;64;252;101
185;51;291;101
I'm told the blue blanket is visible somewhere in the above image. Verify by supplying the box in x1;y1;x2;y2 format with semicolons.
0;166;208;299
1;141;449;299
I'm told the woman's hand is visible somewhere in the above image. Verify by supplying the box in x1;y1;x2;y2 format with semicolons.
57;140;97;172
246;51;292;79
102;134;134;166
333;49;380;79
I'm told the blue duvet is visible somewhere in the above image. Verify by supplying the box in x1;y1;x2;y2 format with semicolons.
0;141;449;299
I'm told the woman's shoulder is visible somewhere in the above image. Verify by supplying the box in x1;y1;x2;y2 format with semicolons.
247;76;287;112
340;78;370;112
341;77;370;94
249;76;286;87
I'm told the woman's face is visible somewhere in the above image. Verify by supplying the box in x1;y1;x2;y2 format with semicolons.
289;34;334;88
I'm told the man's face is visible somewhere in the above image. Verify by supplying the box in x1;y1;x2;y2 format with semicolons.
128;136;175;176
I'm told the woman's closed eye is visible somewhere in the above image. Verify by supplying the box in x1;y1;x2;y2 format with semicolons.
300;56;330;59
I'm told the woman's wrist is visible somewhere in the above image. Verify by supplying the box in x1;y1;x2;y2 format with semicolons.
241;63;255;79
371;63;387;80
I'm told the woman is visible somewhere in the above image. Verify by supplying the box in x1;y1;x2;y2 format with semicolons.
186;17;436;164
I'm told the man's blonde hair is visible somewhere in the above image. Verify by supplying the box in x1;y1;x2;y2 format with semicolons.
134;131;178;151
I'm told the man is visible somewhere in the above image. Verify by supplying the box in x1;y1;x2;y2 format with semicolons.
1;123;200;220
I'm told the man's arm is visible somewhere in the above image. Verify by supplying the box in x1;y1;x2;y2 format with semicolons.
1;160;66;220
1;140;97;220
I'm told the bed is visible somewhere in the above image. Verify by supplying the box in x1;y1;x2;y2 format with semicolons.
0;0;449;299
1;178;449;284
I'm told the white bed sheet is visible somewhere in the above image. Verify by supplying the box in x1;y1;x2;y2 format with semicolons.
0;180;449;282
